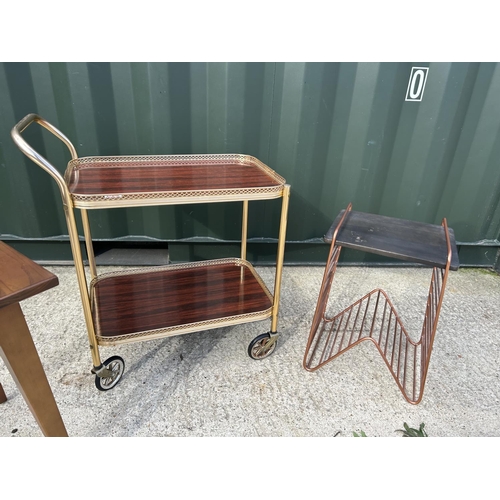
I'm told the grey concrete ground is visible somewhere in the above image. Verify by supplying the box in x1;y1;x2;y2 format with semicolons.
1;263;499;437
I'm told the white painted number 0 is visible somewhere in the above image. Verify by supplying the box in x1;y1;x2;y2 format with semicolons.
406;67;429;102
409;70;425;99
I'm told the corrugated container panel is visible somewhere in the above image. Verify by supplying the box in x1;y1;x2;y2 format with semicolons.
1;62;278;243
268;62;500;245
1;62;499;264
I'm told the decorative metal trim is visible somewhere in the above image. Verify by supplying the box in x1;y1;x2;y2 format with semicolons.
95;308;274;346
90;257;273;301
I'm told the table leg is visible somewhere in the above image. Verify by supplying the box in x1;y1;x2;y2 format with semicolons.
0;382;6;403
0;303;68;437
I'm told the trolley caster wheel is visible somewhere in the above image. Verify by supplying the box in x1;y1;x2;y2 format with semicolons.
248;333;277;360
94;356;125;391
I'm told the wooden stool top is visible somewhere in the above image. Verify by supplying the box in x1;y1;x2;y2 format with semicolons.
325;210;460;271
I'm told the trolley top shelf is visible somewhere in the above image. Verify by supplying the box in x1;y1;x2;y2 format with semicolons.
325;209;460;271
64;153;286;209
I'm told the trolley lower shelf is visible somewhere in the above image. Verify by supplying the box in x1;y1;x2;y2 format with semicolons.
90;258;274;346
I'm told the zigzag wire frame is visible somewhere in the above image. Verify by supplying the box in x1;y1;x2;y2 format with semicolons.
303;221;452;405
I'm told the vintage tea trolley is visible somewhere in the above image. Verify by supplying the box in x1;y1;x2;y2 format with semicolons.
12;114;290;391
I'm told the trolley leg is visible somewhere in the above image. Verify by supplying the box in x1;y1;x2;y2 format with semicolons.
81;208;97;281
240;200;249;281
63;202;102;370
247;185;290;361
241;200;248;261
270;184;291;334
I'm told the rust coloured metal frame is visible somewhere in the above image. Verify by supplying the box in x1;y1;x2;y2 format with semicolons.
11;113;290;389
303;204;454;405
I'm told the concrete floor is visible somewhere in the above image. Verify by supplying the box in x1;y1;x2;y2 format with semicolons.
1;263;499;437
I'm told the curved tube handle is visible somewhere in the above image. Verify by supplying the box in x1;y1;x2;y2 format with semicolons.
10;113;78;200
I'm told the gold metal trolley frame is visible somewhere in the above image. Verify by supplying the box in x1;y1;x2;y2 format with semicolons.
12;113;290;391
303;203;460;404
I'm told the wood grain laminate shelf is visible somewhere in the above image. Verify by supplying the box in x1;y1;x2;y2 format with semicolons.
65;154;286;208
91;259;273;345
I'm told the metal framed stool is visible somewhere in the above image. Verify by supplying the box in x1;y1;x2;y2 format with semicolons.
303;204;460;404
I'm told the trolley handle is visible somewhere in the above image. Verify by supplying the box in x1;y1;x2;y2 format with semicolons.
11;113;77;199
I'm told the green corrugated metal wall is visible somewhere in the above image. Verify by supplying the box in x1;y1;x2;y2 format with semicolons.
1;62;499;266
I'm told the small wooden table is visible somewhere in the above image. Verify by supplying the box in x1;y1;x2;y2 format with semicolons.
0;241;68;436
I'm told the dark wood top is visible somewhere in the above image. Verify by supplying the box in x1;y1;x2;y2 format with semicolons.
92;261;273;338
325;210;460;270
0;241;59;308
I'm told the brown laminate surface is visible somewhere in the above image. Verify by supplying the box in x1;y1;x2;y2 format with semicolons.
92;262;273;338
0;241;59;308
68;161;283;196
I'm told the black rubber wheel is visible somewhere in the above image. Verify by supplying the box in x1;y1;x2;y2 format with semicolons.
95;355;125;391
248;333;277;360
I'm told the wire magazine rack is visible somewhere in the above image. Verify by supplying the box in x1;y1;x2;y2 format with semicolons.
303;204;460;404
